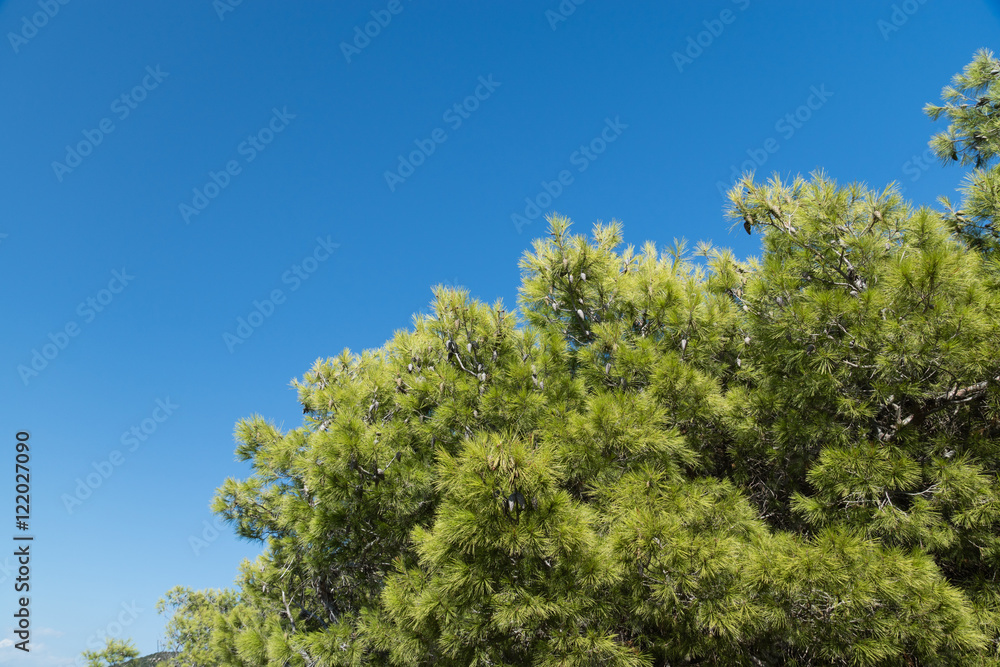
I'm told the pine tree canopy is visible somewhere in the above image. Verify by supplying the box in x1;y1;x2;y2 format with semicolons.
160;50;1000;666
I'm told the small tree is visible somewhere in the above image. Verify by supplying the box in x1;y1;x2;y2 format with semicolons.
82;637;140;667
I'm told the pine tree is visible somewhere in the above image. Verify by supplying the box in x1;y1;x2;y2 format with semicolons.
162;50;1000;665
82;637;140;667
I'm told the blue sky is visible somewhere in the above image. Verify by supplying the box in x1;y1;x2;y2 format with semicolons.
1;1;998;664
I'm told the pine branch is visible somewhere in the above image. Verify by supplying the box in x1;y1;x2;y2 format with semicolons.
879;375;998;441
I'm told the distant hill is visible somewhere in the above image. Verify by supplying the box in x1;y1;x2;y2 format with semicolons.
118;651;177;667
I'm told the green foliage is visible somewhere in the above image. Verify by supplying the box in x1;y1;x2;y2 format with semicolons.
161;51;1000;665
119;652;178;667
927;48;1000;256
157;586;238;666
82;637;140;667
927;48;1000;169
